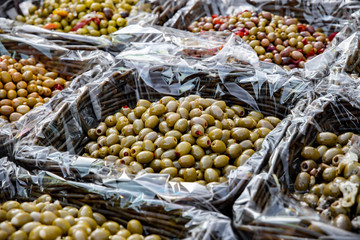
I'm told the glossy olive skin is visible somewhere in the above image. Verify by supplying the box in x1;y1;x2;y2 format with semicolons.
85;97;279;183
1;195;160;240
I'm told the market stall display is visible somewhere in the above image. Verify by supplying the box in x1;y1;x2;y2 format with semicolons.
0;0;359;238
233;92;360;238
9;32;315;214
0;157;237;240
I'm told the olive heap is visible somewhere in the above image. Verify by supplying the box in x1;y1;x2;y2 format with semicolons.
188;11;334;69
0;55;69;122
83;95;281;184
0;194;161;240
294;132;360;232
16;0;144;37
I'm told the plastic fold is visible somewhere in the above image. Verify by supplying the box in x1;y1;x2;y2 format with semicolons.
233;91;360;239
0;156;237;240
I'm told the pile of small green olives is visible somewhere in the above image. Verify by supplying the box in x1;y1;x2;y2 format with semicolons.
188;11;332;69
0;194;161;240
0;55;69;122
15;0;147;37
83;95;281;184
294;131;360;232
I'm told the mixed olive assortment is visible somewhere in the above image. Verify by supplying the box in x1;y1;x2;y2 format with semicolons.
188;11;335;69
83;95;281;184
0;55;69;122
0;195;160;240
16;0;146;37
294;132;360;231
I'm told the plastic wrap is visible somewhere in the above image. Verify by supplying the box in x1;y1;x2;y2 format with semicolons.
0;156;237;240
0;0;188;42
165;0;360;36
233;91;360;239
0;31;114;159
11;32;316;215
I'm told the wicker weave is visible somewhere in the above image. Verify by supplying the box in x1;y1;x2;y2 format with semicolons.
13;62;311;214
0;174;192;239
234;94;360;238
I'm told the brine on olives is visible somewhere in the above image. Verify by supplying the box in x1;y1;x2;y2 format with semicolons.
0;195;161;240
84;95;281;184
16;0;151;37
188;10;333;69
0;55;69;122
294;131;360;232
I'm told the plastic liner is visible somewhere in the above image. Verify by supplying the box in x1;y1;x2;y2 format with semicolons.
0;17;118;53
11;34;315;215
0;31;114;159
0;0;188;40
233;92;360;239
0;157;237;240
165;0;360;36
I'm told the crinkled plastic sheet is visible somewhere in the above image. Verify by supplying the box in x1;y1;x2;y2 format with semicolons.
233;91;360;239
0;0;188;47
0;157;237;240
0;31;114;159
11;35;316;215
165;0;360;36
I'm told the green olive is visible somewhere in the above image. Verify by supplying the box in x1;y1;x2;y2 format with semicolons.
184;168;197;182
316;132;338;146
322;148;343;164
199;155;213;170
322;166;337;182
160;136;177;150
181;134;196;145
295;172;310;191
173;118;188;133
333;214;352;231
323;182;341;197
231;128;250;142
300;160;317;172
191;145;205;160
204;168;219;183
211;140;227;153
191;124;204;137
302;193;319;208
214;155;230;168
160;167;177;178
136;151;154;164
196;136;211;149
301;146;321;162
175;142;192;157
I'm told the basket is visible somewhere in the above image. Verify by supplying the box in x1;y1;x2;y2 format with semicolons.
233;93;360;239
0;32;113;158
0;157;237;240
12;54;314;215
165;0;360;36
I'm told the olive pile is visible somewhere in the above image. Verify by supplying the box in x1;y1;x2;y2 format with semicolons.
188;11;332;69
83;95;281;184
16;0;145;37
0;55;69;122
294;132;360;231
0;194;161;240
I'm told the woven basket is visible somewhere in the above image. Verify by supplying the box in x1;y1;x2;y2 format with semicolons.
0;33;113;158
13;63;311;212
0;157;240;240
165;0;360;35
233;94;360;238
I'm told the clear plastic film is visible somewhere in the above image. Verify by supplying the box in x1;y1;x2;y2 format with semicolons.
11;30;315;214
0;31;114;160
0;0;188;45
0;156;237;240
165;0;360;36
233;91;360;238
